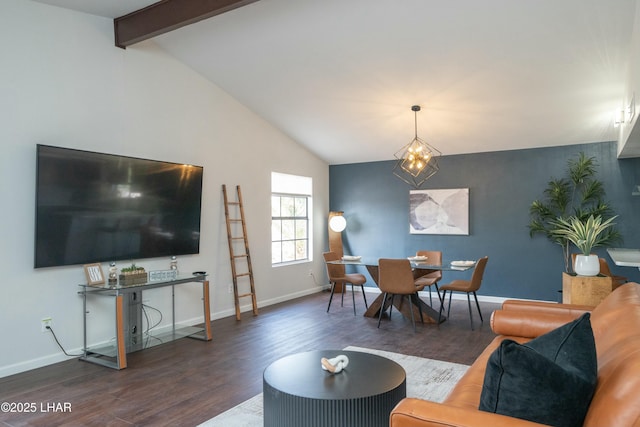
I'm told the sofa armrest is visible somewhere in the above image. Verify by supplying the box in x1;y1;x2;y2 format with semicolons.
490;309;585;338
501;299;592;315
390;398;547;427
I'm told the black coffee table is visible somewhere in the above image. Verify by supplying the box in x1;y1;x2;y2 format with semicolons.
263;350;406;427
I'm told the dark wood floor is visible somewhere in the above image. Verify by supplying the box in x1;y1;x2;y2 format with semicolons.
1;290;500;426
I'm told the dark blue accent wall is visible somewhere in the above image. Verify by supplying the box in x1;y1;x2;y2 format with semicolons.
329;141;640;301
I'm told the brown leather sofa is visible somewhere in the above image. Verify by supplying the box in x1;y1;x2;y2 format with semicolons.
390;282;640;427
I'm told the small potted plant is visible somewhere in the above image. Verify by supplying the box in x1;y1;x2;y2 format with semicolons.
119;263;147;285
551;215;618;276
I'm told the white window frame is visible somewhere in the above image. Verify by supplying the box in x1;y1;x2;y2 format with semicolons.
271;172;313;266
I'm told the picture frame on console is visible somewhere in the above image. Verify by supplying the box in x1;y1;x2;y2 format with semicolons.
83;263;105;286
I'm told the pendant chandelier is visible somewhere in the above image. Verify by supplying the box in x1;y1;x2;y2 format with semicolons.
393;105;441;188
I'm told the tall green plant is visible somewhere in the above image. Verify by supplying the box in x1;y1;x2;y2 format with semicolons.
528;152;621;272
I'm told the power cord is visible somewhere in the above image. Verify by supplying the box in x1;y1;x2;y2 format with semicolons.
46;325;83;357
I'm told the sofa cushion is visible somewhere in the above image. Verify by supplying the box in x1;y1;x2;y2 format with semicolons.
479;312;597;427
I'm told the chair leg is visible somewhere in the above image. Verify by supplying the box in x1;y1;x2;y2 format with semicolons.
351;284;356;316
377;292;388;328
341;283;345;307
435;284;442;304
467;293;474;331
327;282;336;312
428;287;432;306
473;292;483;323
389;294;395;319
447;291;453;317
360;285;368;308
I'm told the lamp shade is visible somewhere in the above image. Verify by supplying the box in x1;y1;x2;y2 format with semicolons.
329;215;347;232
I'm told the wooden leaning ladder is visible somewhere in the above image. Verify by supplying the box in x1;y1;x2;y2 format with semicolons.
222;185;258;320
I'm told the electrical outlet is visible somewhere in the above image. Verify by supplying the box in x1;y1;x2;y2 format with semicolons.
41;317;52;333
227;284;233;294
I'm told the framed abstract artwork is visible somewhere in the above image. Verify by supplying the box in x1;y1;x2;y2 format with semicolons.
409;188;469;235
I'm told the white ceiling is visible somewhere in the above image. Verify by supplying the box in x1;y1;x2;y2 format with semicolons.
34;0;638;164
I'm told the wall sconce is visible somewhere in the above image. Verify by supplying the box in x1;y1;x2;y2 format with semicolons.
614;109;625;127
328;211;346;257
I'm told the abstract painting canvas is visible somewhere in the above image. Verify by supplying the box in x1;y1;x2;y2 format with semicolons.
409;188;469;235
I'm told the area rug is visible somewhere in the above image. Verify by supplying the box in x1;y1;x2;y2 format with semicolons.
198;346;469;427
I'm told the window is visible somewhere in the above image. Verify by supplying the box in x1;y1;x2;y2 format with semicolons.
271;172;312;265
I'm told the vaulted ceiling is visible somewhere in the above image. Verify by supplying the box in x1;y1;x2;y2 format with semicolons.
33;0;639;164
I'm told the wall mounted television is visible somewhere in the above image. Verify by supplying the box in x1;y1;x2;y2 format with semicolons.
35;144;204;268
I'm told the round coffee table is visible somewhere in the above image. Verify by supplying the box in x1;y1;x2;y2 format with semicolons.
263;350;406;427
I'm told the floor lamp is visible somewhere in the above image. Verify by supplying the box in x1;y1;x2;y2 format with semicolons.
328;211;347;293
328;211;346;258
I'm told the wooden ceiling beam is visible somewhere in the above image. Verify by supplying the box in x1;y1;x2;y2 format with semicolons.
114;0;261;49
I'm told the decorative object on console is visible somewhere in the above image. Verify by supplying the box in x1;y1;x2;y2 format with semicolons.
119;264;147;286
83;263;105;286
321;354;349;374
148;269;178;282
108;262;118;285
393;105;441;188
170;256;178;272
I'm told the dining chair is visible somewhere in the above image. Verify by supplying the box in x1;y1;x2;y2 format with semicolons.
323;251;368;315
438;256;488;330
377;258;424;332
413;250;443;307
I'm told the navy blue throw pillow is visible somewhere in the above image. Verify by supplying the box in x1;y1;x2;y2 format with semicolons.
479;313;597;427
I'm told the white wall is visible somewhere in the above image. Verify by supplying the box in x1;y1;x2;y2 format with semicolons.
0;0;329;377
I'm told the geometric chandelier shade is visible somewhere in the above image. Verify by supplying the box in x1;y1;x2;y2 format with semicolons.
393;105;441;188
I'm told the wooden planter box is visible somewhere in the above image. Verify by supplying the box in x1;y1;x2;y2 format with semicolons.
562;272;613;307
119;271;147;286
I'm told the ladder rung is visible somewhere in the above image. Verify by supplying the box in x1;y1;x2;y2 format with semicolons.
230;219;242;222
227;202;241;205
238;293;254;298
236;273;251;277
231;237;245;240
233;254;248;258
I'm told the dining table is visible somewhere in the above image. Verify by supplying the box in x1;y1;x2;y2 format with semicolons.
326;257;476;324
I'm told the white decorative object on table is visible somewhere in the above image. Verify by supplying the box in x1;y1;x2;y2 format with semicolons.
451;260;475;267
321;355;349;374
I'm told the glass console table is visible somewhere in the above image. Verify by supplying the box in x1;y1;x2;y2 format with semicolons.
607;248;640;270
78;273;212;370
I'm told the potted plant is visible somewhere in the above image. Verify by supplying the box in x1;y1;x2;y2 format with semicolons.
551;215;618;276
529;152;621;272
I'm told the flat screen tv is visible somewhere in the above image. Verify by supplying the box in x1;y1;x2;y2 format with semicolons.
35;145;203;268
